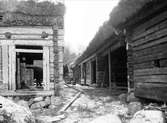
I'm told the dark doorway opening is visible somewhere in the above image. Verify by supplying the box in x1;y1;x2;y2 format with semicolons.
16;52;43;90
91;60;96;84
110;46;127;87
103;55;109;87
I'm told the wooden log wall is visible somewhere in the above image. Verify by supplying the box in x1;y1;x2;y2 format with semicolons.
0;26;54;91
131;9;167;101
0;46;2;83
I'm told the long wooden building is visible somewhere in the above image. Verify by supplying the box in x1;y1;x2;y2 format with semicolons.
0;11;64;94
74;0;167;102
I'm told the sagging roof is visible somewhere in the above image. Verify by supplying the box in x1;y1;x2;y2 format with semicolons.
75;0;162;65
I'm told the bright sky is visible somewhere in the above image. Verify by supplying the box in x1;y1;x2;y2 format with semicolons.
64;0;119;54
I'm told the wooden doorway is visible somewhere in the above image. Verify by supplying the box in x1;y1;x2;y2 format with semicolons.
9;45;50;91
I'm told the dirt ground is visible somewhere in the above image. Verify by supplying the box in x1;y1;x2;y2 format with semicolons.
58;83;128;123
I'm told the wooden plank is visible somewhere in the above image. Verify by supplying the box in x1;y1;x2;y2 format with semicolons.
16;57;21;89
8;46;12;90
133;48;167;64
43;46;50;90
15;49;43;53
133;63;151;69
2;45;8;84
134;75;167;83
135;82;167;101
0;34;53;40
0;90;54;96
132;27;167;48
8;45;16;90
0;40;53;46
60;92;81;112
133;36;167;51
131;2;167;36
134;67;167;76
0;46;2;82
0;26;53;34
11;46;16;90
134;42;167;58
132;10;167;41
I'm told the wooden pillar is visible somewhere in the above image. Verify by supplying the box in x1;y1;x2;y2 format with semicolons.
126;31;133;93
108;50;112;89
16;54;21;89
52;16;64;94
57;29;64;82
89;60;92;84
9;45;16;90
80;63;84;84
95;56;98;85
43;46;50;90
2;45;8;85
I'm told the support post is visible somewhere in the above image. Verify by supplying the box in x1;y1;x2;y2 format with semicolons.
108;50;112;89
52;16;64;95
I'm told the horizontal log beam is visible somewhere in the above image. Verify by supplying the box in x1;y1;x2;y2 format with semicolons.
15;49;43;53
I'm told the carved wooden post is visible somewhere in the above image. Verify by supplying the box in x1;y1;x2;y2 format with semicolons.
52;16;64;95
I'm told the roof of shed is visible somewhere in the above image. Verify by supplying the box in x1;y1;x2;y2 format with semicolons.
75;0;162;65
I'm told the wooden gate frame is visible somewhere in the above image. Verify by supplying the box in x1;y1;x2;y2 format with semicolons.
2;40;52;91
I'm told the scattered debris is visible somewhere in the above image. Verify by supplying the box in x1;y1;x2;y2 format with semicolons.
36;114;66;123
60;92;82;112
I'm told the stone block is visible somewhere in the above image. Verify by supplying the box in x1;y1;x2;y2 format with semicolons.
30;101;49;109
33;96;43;102
127;92;139;102
128;102;143;115
17;100;29;109
118;93;127;102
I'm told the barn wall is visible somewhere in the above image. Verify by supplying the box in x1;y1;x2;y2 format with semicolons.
131;9;167;101
0;46;2;83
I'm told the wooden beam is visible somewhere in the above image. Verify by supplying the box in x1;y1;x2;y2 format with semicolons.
0;26;53;35
16;57;21;89
43;46;50;90
0;40;53;46
9;45;16;90
108;50;112;89
79;53;96;65
15;49;43;53
2;45;8;84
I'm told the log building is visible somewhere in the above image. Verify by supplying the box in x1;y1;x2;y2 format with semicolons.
74;0;167;102
0;11;64;95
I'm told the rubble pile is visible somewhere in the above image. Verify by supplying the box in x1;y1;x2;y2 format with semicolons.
0;96;35;123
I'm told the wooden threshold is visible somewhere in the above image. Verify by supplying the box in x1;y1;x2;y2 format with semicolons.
0;90;54;97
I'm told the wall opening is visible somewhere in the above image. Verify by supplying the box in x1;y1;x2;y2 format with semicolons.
103;55;109;87
91;60;96;84
110;46;127;87
15;45;44;90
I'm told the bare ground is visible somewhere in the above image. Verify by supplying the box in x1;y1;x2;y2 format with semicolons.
58;84;128;123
